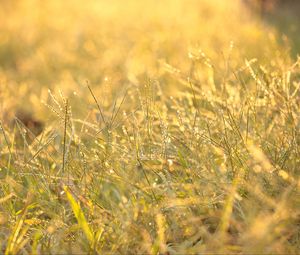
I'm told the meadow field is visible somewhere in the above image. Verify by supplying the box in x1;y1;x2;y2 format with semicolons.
0;0;299;254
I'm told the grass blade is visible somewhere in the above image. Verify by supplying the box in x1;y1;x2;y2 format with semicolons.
64;186;94;246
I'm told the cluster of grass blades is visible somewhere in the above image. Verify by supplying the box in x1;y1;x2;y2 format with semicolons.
0;0;300;254
1;52;300;253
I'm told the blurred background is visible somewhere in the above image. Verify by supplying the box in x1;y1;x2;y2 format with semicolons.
0;0;299;122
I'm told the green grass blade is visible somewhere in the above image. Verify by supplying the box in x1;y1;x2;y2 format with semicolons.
64;186;94;245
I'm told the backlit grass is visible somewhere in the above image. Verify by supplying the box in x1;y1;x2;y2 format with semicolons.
0;0;299;254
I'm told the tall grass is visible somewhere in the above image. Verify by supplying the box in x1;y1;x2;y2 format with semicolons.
0;0;299;254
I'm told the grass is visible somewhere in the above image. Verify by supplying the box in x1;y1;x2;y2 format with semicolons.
0;0;299;254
